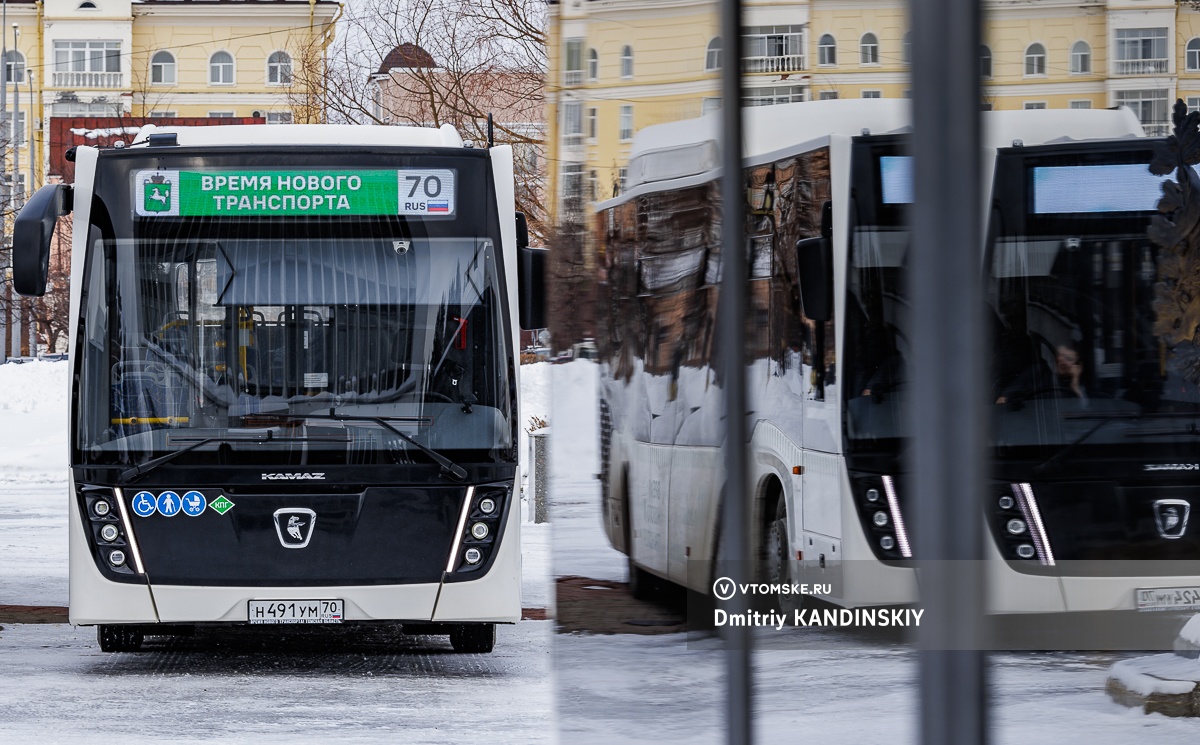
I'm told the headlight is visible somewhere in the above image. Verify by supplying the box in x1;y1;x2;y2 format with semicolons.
479;497;497;515
93;500;112;517
866;488;880;503
470;522;489;540
880;535;895;551
100;524;120;542
109;550;127;567
1006;518;1027;535
998;495;1015;510
1015;544;1036;559
464;547;482;564
872;511;889;527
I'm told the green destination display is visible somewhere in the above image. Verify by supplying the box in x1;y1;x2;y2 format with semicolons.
134;168;457;218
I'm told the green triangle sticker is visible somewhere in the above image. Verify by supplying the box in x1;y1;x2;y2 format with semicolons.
210;496;235;515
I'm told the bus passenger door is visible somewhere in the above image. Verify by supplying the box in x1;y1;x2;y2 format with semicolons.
626;295;676;581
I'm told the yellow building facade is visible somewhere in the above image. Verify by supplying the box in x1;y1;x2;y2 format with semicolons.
547;0;1200;221
0;0;337;197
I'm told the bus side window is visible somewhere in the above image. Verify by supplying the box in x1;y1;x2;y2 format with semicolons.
80;229;110;445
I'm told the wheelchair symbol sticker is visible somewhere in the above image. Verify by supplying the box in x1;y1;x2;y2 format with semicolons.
156;491;182;517
132;491;156;517
181;491;207;517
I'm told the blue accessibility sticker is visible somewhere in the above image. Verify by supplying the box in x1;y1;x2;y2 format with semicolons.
181;491;207;517
156;491;182;517
131;491;156;517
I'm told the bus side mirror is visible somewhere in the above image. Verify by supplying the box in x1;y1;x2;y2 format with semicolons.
519;245;547;330
796;236;832;322
515;211;529;249
14;184;73;297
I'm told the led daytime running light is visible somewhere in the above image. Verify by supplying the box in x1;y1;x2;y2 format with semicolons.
112;488;146;574
881;475;912;558
1013;483;1055;567
446;486;475;572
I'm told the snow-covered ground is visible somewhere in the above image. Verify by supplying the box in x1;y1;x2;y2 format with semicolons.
548;361;625;582
0;621;553;744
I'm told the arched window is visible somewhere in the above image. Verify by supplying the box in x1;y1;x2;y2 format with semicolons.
209;51;234;85
903;32;912;65
705;37;721;71
860;33;879;65
1070;41;1091;74
620;45;633;78
267;51;292;85
1189;38;1200;72
587;48;598;81
78;1;97;8
150;50;175;85
819;34;836;66
1024;43;1046;76
4;50;24;84
980;45;992;79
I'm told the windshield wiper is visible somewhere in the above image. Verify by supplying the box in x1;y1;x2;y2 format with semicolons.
118;432;349;484
264;410;467;481
118;434;271;484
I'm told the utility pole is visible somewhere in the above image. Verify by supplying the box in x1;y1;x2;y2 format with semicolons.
8;20;19;357
911;0;988;743
1;0;10;363
718;0;751;743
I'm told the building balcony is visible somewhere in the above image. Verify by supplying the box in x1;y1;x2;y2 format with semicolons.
743;55;806;74
1143;122;1170;136
1115;59;1168;75
52;71;123;89
563;70;584;86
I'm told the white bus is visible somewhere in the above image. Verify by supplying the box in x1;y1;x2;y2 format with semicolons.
596;99;1200;617
14;123;545;652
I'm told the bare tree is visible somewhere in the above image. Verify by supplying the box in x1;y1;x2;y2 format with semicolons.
29;216;72;353
546;193;594;352
299;0;547;241
284;26;337;124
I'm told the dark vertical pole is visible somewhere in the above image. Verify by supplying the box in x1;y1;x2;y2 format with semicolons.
718;0;751;743
910;0;987;744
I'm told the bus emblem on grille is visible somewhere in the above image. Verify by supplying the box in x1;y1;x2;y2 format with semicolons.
1154;500;1190;540
273;508;317;549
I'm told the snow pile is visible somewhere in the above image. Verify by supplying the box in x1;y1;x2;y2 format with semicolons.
0;358;70;481
1178;614;1200;647
1109;655;1200;696
550;360;600;475
548;359;627;581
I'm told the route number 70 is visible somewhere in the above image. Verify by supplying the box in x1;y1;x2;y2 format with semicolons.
404;174;443;199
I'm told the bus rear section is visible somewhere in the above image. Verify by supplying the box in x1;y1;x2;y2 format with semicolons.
14;124;546;652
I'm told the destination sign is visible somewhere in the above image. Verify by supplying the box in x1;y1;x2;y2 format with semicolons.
133;168;457;218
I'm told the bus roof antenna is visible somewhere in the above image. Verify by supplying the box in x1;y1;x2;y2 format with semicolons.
487;113;494;149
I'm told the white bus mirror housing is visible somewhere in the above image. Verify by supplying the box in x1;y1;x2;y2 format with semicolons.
519;245;546;330
14;184;72;297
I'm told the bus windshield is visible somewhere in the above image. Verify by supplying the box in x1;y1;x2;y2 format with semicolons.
76;226;513;468
843;140;911;454
986;146;1200;467
845;141;1200;468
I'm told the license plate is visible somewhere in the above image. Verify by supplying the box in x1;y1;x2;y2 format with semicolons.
248;599;344;624
1135;586;1200;612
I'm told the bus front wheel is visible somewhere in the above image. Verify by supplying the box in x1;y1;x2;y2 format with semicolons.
449;623;495;653
97;625;144;653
